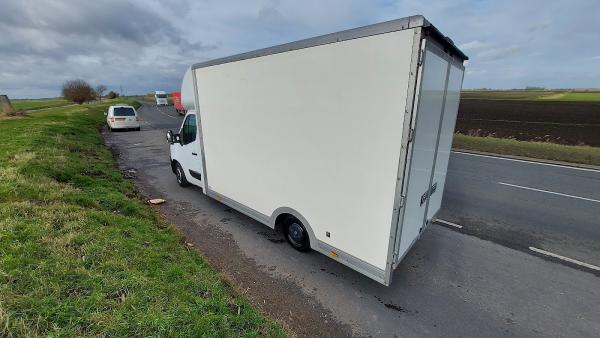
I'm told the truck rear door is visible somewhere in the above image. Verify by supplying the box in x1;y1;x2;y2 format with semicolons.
425;63;464;222
393;41;457;262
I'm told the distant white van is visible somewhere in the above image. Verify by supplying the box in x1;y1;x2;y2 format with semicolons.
105;105;140;131
154;91;168;106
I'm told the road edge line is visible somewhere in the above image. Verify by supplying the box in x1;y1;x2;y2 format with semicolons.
529;246;600;271
452;149;600;173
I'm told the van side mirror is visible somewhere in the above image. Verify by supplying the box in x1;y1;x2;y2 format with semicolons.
167;130;181;145
104;111;108;116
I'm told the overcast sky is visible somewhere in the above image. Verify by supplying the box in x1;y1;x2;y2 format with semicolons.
1;0;599;98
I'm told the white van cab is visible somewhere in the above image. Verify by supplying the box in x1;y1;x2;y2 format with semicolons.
105;105;140;131
155;91;168;106
166;112;202;187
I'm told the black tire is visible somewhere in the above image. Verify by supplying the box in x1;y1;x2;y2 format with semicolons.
135;127;141;131
283;216;310;252
175;162;190;187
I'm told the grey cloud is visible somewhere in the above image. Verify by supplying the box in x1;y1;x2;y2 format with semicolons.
0;0;216;98
527;21;552;32
1;1;172;45
2;0;600;97
0;0;214;56
458;40;490;51
477;45;521;62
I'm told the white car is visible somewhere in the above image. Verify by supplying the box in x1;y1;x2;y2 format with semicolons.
105;105;140;131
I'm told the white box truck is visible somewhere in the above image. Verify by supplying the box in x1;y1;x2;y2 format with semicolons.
154;91;168;106
166;15;467;285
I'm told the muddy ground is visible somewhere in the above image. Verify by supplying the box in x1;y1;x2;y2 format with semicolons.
456;99;600;146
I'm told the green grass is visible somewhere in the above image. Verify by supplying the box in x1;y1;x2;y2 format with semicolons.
453;134;600;166
0;100;285;337
11;98;71;111
461;90;555;100
549;92;600;102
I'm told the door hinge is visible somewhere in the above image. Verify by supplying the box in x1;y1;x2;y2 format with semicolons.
399;195;406;208
408;128;415;142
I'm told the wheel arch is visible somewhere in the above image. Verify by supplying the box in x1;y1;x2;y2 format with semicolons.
269;207;317;248
170;159;179;173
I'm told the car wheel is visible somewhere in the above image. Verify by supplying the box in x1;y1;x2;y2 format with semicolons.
283;216;310;252
175;162;190;187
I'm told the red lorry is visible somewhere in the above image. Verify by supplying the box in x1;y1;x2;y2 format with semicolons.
172;91;185;115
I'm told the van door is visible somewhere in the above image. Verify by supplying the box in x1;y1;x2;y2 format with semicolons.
394;41;451;262
425;63;465;222
179;113;203;186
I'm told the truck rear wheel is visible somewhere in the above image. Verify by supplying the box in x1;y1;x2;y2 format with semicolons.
283;216;310;252
175;162;190;187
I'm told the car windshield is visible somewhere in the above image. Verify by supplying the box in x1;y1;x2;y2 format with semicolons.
113;107;136;116
156;94;167;99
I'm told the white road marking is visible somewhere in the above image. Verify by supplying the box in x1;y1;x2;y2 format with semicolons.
152;104;177;119
452;151;600;173
434;219;463;229
529;247;600;271
497;182;600;204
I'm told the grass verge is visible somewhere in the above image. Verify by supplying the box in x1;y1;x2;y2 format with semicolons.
0;100;285;336
550;92;600;102
453;134;600;166
11;98;71;111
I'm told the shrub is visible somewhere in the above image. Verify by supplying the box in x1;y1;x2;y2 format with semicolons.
62;79;94;104
107;91;120;99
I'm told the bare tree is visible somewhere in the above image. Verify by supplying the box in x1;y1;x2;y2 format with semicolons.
95;85;107;101
62;79;94;104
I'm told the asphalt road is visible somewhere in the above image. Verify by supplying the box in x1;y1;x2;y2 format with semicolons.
439;151;600;267
104;101;600;337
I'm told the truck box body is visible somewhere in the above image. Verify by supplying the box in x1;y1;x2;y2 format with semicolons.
177;15;466;285
172;91;185;114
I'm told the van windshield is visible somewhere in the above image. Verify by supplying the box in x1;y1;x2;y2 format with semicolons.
156;94;167;99
113;107;136;116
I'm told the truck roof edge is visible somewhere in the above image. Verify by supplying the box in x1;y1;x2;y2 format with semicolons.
191;15;467;71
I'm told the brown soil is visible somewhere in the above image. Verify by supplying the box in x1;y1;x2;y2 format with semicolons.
456;99;600;146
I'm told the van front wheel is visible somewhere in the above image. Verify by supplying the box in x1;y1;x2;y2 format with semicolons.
175;162;190;187
283;216;310;252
